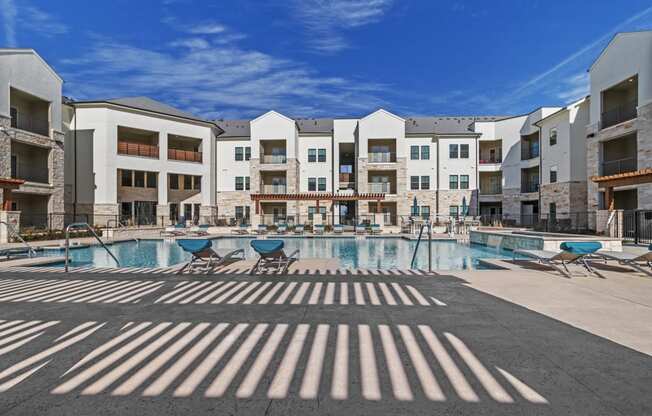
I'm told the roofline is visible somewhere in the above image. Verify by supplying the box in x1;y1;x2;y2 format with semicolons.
71;100;223;131
251;110;294;124
0;48;64;83
361;108;405;122
588;30;652;72
533;96;589;127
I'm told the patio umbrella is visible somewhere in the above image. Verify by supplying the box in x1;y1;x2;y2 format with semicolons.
461;197;467;218
412;196;418;217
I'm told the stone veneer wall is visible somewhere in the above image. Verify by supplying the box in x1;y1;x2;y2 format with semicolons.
356;157;407;219
540;181;588;214
637;102;652;208
437;190;477;217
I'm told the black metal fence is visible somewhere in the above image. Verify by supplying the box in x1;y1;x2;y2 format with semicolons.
622;210;652;244
601;99;637;129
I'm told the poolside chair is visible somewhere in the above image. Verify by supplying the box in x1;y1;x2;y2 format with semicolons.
313;224;325;235
333;224;344;234
255;224;268;235
293;224;305;235
161;223;187;237
249;239;299;274
231;223;250;235
514;241;603;278
601;245;652;277
355;223;368;235
189;224;210;236
276;224;288;234
369;224;382;235
176;239;245;274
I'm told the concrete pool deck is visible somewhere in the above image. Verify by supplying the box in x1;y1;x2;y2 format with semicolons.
0;267;649;415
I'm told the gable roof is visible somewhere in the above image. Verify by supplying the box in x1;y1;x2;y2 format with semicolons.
0;48;63;83
215;119;251;138
296;118;334;134
588;30;652;72
405;116;507;135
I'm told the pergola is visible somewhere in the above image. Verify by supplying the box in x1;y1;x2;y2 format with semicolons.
591;168;652;210
250;192;386;214
0;178;25;211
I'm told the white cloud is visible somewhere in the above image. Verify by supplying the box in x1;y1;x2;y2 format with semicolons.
169;38;210;50
60;39;388;119
557;73;589;102
292;0;394;53
187;23;227;35
0;0;17;46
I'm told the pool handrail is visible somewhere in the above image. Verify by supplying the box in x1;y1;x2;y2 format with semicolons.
65;222;120;272
0;220;36;258
410;221;432;271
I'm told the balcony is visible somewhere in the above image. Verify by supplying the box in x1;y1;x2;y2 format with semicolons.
479;156;502;164
368;139;397;163
11;165;49;184
168;149;202;162
11;142;49;183
521;181;539;194
118;141;160;158
368;152;396;163
261;154;287;164
601;99;637;129
480;184;502;195
601;157;637;176
260;140;287;165
368;182;392;193
9;87;50;137
262;184;287;194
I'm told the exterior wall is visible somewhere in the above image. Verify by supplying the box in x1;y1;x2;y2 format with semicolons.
637;102;652;208
298;135;333;192
437;137;477;190
540;182;588;215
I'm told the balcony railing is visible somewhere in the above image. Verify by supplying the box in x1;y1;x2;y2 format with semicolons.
339;181;355;191
168;149;202;162
11;165;49;183
368;152;396;163
10;114;49;137
261;154;287;164
521;145;539;160
601;157;637;176
118;141;159;158
480;185;502;195
368;182;392;193
479;157;502;164
521;181;539;193
262;184;287;194
601;100;637;129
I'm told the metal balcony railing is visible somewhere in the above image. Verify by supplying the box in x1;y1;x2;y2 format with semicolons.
368;182;392;193
261;154;287;164
11;165;49;183
368;152;396;163
118;141;159;158
10;115;49;137
480;185;502;195
262;184;287;194
479;157;502;164
168;149;202;162
521;181;539;193
601;157;637;176
521;145;539;160
601;100;637;129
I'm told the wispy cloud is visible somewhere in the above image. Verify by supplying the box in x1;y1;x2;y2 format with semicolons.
60;37;388;119
0;0;17;46
291;0;394;53
187;23;227;35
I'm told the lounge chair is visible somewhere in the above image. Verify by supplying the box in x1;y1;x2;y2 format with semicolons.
293;224;304;235
514;241;603;277
250;239;299;274
333;224;344;234
355;223;368;235
276;224;288;234
601;245;652;277
369;224;382;235
189;224;210;236
313;224;325;235
161;223;186;237
255;224;268;235
231;223;250;235
176;239;245;274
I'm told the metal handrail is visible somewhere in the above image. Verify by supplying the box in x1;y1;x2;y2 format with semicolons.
65;222;120;272
0;220;36;257
410;221;432;271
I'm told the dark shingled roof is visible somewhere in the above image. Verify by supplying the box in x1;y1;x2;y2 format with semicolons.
296;118;334;134
214;119;251;138
405;116;508;135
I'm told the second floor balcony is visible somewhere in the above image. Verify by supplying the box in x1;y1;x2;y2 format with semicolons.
480;184;502;195
521;133;540;160
9;87;50;137
601;157;637;176
118;141;159;158
521;181;539;194
11;141;49;183
260;140;287;165
601;75;638;129
262;184;287;194
261;154;287;164
117;126;159;159
368;139;397;163
368;182;392;193
168;149;202;162
601;99;637;129
168;134;202;163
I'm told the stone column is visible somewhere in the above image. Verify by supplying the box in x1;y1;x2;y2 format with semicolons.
48;135;65;230
0;211;20;244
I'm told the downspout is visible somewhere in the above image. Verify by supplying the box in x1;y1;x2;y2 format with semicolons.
475;134;480;216
537;126;542;220
73;104;77;219
435;136;439;220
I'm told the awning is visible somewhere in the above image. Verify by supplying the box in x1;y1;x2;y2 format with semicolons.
591;168;652;188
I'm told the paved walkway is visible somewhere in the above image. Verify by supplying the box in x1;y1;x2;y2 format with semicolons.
0;270;649;415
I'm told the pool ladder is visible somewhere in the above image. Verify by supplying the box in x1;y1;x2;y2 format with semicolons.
410;221;432;272
0;220;36;258
65;223;120;272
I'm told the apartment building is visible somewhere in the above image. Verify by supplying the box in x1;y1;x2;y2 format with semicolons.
586;31;652;212
0;49;65;230
64;97;219;226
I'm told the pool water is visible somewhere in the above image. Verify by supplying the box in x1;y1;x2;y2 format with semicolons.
39;237;516;270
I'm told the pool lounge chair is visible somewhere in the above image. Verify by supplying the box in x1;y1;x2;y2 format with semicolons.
313;224;325;234
369;224;382;235
255;224;268;235
355;223;368;235
333;224;344;234
189;224;210;236
601;245;652;277
176;239;245;274
513;241;603;278
276;224;288;234
293;224;304;235
161;223;187;237
250;239;299;274
231;223;250;235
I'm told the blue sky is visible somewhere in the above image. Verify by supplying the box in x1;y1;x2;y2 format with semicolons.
2;0;652;119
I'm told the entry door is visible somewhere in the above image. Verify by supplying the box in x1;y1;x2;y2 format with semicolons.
184;204;192;222
193;204;201;224
135;201;155;225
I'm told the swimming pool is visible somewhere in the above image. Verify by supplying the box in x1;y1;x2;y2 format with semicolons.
38;237;517;270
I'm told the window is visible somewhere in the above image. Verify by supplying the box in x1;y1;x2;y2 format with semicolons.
410;176;419;190
421;145;430;160
460;175;469;189
194;176;202;190
235;147;243;161
308;149;316;162
146;172;157;188
449;206;459;218
184;175;192;190
460;144;469;159
410;145;419;160
170;203;179;222
245;176;250;191
318;177;326;191
449;175;458;189
121;170;132;187
549;203;557;219
549;128;557;146
449;144;458;159
10;107;17;128
318;148;326;162
421;176;430;190
235;176;244;191
308;206;327;221
134;171;145;187
308;177;316;191
550;166;558;183
169;174;179;190
235;206;251;223
245;146;251;161
421;206;430;219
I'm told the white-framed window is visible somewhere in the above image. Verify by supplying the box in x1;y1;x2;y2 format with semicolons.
549;128;558;146
550;165;558;183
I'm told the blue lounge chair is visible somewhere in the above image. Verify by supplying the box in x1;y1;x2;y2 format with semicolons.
189;224;210;236
333;224;344;234
256;224;268;235
161;222;187;237
276;224;288;234
601;244;652;277
369;224;382;235
514;241;603;277
355;223;368;235
176;239;245;274
250;239;299;274
313;224;325;235
293;224;304;235
231;223;250;235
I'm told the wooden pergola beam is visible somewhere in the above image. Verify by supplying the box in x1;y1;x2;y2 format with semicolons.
250;192;386;202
